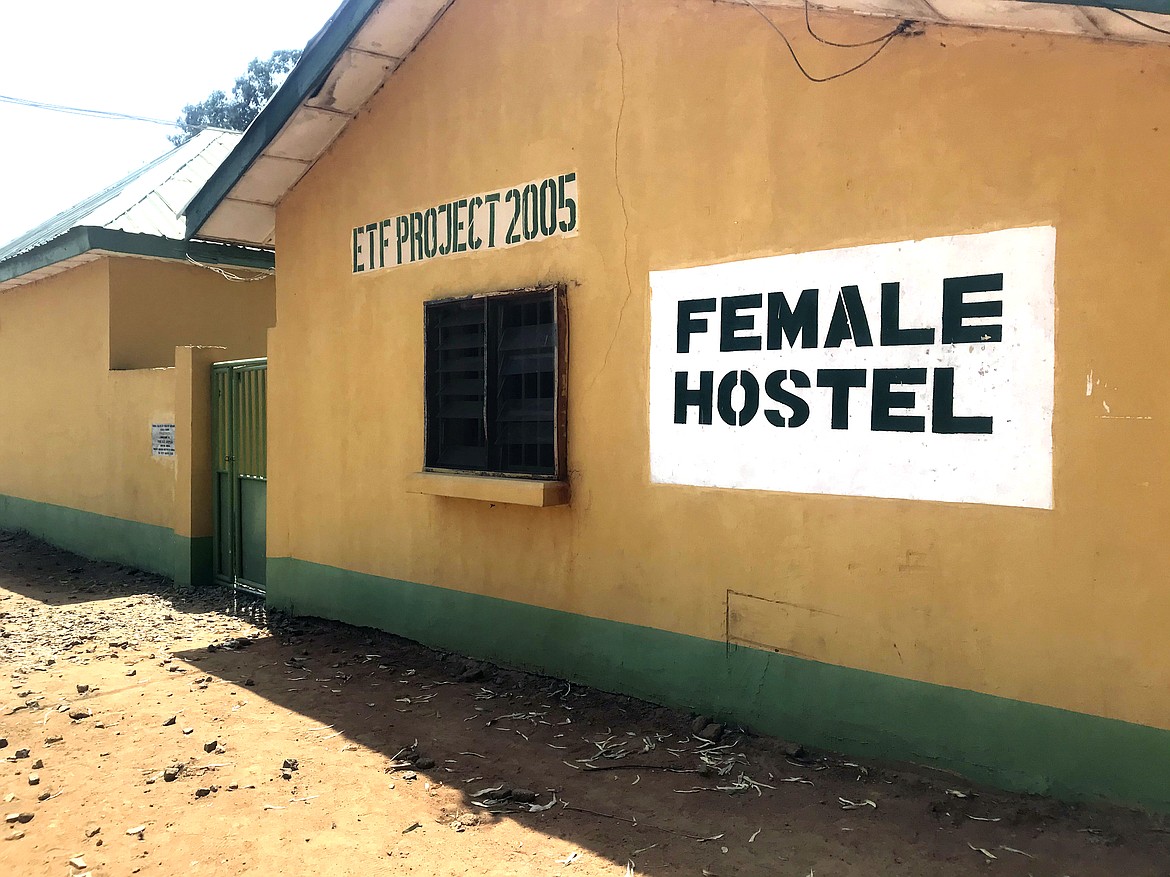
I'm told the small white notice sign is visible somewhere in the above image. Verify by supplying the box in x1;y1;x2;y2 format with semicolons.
151;424;176;457
649;226;1056;509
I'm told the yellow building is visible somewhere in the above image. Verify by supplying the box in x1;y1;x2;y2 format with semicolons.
148;0;1170;811
0;131;276;585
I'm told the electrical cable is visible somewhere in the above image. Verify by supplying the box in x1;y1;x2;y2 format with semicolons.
1106;6;1170;36
742;0;913;83
803;0;907;47
0;93;233;133
184;254;274;283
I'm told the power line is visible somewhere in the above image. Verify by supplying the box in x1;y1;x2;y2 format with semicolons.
0;93;233;134
742;0;913;83
1107;6;1170;36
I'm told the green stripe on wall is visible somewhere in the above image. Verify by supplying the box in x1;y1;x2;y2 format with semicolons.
0;493;212;587
0;493;174;575
268;556;1170;813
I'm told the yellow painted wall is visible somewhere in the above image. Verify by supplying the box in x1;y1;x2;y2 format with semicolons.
271;0;1170;731
0;259;175;527
0;253;274;535
108;257;275;370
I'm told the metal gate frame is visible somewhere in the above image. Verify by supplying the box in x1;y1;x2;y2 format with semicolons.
212;358;267;595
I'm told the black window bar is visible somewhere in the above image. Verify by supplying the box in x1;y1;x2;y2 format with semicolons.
425;287;562;478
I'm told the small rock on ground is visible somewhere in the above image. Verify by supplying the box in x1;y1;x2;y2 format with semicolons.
698;722;724;742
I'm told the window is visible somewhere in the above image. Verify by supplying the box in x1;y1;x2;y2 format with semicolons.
424;286;565;479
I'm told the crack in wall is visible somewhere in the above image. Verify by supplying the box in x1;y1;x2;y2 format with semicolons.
585;0;635;394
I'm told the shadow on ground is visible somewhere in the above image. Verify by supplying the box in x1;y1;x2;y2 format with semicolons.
4;527;1170;876
173;601;1170;876
0;530;151;606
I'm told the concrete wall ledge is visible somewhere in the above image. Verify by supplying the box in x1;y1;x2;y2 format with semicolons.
406;471;569;507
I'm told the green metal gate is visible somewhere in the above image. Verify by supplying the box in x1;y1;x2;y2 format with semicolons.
212;359;267;594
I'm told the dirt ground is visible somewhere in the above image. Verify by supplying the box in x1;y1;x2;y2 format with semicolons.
2;532;1169;877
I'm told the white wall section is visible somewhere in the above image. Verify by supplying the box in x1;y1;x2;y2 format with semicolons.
649;226;1056;509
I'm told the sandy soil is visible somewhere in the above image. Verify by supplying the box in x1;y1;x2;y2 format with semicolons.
1;530;1168;877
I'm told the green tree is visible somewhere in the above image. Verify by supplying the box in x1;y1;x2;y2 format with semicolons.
170;49;302;145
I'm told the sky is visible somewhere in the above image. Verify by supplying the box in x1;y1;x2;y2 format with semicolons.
0;0;344;247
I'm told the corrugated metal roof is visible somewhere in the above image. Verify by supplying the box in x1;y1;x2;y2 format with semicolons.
0;130;242;263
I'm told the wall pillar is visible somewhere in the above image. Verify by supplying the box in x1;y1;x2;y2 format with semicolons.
172;346;225;587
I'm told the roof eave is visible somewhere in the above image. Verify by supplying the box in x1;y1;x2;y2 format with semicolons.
1053;0;1169;10
0;227;275;290
184;0;383;240
185;0;1170;244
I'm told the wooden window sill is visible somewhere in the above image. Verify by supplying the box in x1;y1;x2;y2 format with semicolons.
406;471;570;507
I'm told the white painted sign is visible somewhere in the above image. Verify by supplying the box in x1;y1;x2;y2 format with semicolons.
151;423;176;457
351;172;579;274
649;226;1056;509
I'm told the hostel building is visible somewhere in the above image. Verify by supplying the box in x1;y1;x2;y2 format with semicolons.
75;0;1170;810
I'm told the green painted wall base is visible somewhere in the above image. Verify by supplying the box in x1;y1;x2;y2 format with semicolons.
268;555;1170;813
0;493;212;588
173;535;214;588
